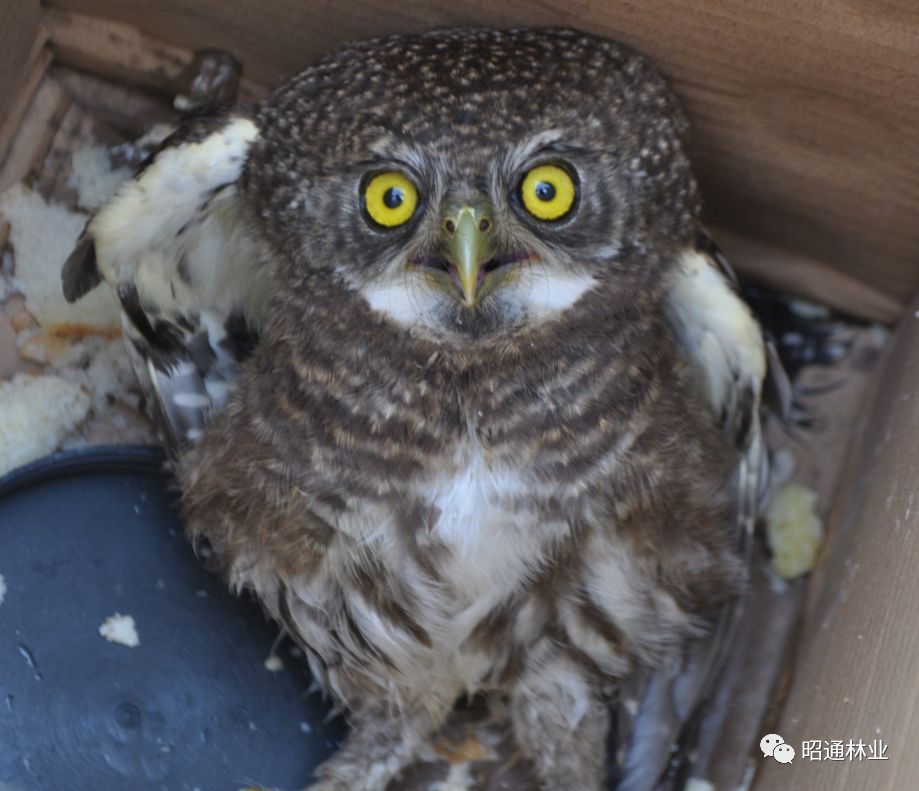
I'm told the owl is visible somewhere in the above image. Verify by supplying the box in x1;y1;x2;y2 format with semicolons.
63;28;787;791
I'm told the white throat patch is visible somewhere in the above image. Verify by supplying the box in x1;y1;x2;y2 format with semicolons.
360;269;594;327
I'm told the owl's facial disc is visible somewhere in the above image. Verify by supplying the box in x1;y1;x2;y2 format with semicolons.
410;201;529;308
357;157;596;336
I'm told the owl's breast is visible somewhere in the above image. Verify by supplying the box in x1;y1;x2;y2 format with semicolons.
272;438;573;708
420;442;564;601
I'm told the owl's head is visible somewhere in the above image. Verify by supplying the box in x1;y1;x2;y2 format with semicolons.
245;28;699;342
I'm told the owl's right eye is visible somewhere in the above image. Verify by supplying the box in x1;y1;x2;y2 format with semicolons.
362;171;419;228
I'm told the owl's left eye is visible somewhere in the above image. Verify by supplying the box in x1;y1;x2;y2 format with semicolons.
363;171;419;228
519;163;577;222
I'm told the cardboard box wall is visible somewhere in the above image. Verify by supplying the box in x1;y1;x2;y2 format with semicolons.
2;2;918;789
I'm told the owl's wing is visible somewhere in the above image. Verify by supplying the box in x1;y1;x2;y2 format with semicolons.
62;112;271;448
613;230;783;791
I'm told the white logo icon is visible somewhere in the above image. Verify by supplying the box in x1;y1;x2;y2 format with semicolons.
761;733;795;764
774;743;796;764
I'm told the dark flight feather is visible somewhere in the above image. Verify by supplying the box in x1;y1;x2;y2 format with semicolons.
61;231;101;303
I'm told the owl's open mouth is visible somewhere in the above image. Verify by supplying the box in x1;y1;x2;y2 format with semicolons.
411;250;537;302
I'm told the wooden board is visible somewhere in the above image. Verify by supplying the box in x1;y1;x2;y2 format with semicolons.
713;227;901;325
0;1;48;169
42;9;266;103
0;0;41;123
44;0;919;320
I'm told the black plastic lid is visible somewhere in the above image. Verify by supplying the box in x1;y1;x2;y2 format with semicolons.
0;446;344;791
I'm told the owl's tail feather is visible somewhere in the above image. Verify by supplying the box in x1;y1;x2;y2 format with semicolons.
751;285;854;437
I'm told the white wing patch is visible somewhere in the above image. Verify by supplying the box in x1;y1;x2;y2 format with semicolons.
665;247;766;439
91;118;260;289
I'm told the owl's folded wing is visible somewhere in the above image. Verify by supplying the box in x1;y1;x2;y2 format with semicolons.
62;113;271;448
613;230;783;791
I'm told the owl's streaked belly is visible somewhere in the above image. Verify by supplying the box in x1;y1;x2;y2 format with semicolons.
418;446;571;686
259;433;695;716
268;439;577;711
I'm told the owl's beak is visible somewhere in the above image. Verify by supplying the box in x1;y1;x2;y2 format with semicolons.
442;204;496;307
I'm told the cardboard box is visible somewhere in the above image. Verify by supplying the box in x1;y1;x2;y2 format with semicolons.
2;3;917;788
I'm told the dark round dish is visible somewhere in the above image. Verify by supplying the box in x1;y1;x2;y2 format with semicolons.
0;446;344;791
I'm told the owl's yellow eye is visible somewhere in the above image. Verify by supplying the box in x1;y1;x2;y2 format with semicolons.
363;171;419;228
520;164;577;221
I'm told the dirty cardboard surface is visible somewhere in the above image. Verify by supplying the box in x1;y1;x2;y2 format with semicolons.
754;304;919;791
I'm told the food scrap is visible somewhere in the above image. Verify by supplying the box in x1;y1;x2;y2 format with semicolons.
765;482;824;580
433;735;494;765
263;654;284;672
0;373;90;476
98;613;140;648
0;184;120;331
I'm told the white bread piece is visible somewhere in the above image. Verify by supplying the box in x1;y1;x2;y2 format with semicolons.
98;613;140;648
0;184;120;330
0;373;90;476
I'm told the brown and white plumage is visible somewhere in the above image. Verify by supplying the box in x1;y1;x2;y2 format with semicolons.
64;28;791;791
63;113;272;445
615;234;770;790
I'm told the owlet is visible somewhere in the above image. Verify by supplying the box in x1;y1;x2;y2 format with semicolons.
64;27;786;791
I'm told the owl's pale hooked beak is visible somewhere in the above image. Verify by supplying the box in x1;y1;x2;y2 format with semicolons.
442;204;496;307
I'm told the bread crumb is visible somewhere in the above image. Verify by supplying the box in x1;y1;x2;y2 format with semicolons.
264;654;284;672
0;184;120;330
0;182;154;446
99;613;140;647
765;483;824;580
0;574;6;607
44;336;140;415
0;373;90;476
